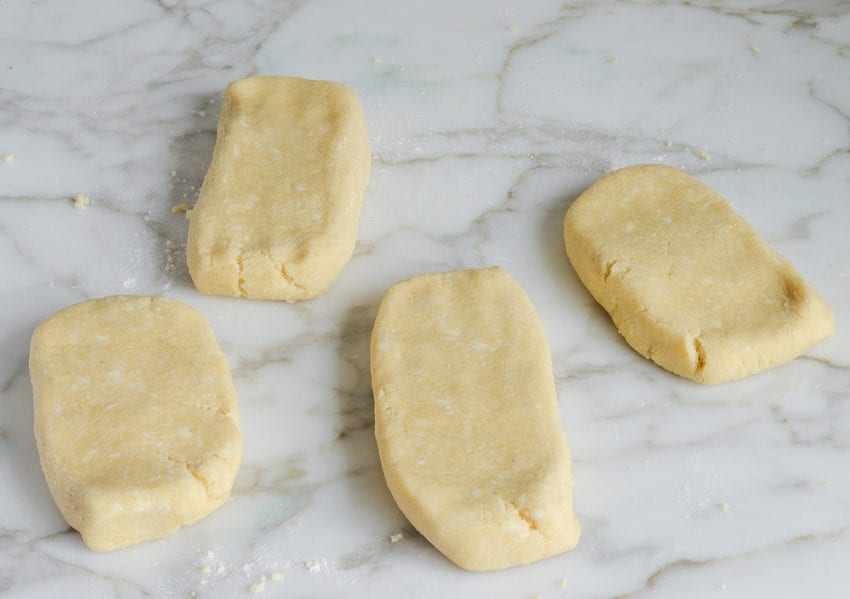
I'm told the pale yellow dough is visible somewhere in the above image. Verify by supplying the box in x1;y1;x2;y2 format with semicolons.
29;296;242;551
188;76;371;300
564;164;834;384
371;267;580;571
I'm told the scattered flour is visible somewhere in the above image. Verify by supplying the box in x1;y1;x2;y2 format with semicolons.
189;548;296;596
72;194;91;210
162;237;189;289
249;581;265;594
303;559;321;573
249;570;285;593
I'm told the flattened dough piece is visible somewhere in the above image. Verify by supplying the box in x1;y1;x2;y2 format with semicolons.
371;267;580;571
564;164;834;384
29;296;242;551
188;76;371;300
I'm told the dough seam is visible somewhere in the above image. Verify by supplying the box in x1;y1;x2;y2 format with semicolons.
184;453;228;499
694;335;706;374
275;255;305;292
236;255;247;297
602;259;616;282
506;498;545;536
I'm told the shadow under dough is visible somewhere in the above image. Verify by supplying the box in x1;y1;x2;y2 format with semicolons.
541;188;593;303
542;186;629;335
332;300;416;535
155;93;222;291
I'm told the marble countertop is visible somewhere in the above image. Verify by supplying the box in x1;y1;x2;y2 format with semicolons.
2;1;849;597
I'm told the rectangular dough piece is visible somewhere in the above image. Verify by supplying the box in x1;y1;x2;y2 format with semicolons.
188;76;371;300
30;296;241;551
371;267;580;571
564;164;834;384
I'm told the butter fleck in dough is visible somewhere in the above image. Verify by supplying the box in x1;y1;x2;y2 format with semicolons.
371;267;580;571
564;164;834;384
188;76;371;300
29;296;242;551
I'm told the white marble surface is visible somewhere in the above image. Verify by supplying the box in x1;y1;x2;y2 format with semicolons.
1;0;849;597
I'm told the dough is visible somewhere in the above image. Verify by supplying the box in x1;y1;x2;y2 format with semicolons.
564;164;834;384
29;296;241;551
371;266;580;571
188;76;371;300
